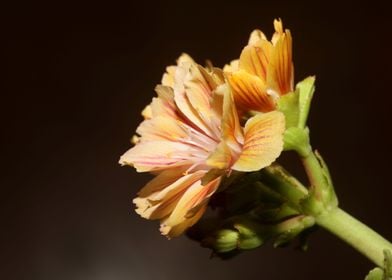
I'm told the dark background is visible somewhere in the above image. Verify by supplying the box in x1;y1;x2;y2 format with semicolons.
3;1;392;279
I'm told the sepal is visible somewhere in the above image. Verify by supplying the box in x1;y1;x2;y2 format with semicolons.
277;76;315;130
277;76;315;155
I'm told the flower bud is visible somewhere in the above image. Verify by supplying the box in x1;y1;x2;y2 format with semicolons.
203;229;240;253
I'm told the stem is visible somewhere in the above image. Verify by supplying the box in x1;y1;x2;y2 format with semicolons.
316;207;392;268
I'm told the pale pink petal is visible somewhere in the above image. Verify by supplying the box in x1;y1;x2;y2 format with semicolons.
119;141;198;172
136;116;188;142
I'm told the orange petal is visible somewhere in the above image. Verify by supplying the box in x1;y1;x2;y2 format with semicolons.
232;111;285;172
160;176;221;237
239;39;272;80
248;29;267;45
268;21;294;95
223;59;239;73
206;141;233;170
133;170;206;220
221;86;243;151
227;70;276;112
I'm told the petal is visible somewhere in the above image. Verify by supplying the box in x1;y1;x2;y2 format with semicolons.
206;141;233;170
221;85;243;152
161;203;207;238
162;66;176;87
133;170;206;220
248;29;267;45
162;53;194;87
151;85;177;118
119;141;196;172
227;70;276;112
137;167;190;197
268;20;294;95
223;59;239;73
136;116;188;142
232;111;285;172
239;39;272;80
160;176;221;237
141;105;152;119
271;18;284;45
173;62;219;139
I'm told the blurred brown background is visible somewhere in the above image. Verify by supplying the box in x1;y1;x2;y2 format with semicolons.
3;0;392;279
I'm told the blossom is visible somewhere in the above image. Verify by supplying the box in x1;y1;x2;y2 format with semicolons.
119;54;285;238
225;19;294;113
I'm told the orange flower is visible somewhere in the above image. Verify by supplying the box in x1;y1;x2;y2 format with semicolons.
225;19;294;113
119;54;285;238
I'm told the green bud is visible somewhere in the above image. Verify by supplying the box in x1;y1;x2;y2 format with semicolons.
364;250;392;280
207;229;240;253
365;268;384;280
234;222;264;250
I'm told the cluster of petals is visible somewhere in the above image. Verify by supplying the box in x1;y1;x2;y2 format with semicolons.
225;19;294;113
120;19;293;238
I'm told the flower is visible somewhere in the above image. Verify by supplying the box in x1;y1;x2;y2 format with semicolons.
225;19;294;113
119;54;285;238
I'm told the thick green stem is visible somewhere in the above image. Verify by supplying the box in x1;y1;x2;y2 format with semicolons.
316;207;392;268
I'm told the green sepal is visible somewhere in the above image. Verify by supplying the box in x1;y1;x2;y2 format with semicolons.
283;127;311;157
297;76;315;129
314;151;338;209
277;76;315;130
234;221;264;250
273;215;316;247
277;76;315;156
299;189;326;216
259;164;308;209
277;90;300;128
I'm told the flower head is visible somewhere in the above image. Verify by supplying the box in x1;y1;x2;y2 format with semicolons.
225;19;294;113
119;54;285;238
